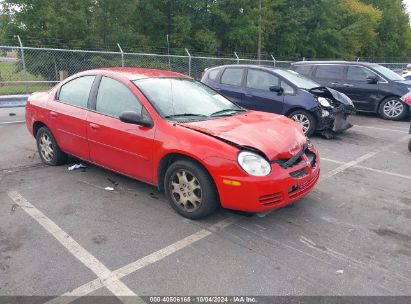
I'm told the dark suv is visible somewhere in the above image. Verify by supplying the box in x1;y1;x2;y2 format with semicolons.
201;65;355;137
292;61;411;120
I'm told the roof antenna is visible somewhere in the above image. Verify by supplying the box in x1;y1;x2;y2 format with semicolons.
166;34;171;71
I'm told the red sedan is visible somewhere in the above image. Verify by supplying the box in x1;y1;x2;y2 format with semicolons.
25;68;320;219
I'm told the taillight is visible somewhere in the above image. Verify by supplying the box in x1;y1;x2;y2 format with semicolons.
400;92;411;105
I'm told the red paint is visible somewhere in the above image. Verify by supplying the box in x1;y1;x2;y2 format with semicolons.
26;68;320;213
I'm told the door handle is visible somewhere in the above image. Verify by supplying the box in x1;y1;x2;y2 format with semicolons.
331;82;339;86
50;111;57;118
245;94;253;98
343;83;353;87
89;123;100;130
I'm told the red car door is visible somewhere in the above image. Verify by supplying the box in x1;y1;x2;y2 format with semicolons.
48;75;95;160
87;76;156;183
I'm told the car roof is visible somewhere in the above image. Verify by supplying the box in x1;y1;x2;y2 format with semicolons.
292;61;378;67
84;67;190;80
206;64;289;72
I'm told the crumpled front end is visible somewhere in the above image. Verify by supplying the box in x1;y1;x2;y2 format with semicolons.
309;87;356;137
212;142;320;213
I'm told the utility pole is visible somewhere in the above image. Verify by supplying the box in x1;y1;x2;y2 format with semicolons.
257;0;262;62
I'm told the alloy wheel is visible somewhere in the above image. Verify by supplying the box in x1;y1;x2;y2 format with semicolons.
169;169;202;213
383;100;404;118
291;113;310;134
39;133;54;162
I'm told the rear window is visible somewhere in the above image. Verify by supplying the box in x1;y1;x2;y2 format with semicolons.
58;76;95;108
315;65;345;79
208;68;221;81
221;68;244;86
294;65;313;77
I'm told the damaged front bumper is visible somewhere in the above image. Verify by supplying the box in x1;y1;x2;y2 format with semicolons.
313;104;354;135
309;86;356;136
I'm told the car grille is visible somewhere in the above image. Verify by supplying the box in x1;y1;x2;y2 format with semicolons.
259;192;284;206
288;170;320;199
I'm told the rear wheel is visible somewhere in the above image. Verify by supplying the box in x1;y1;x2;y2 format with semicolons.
164;159;219;219
288;110;317;136
36;126;67;165
379;98;408;120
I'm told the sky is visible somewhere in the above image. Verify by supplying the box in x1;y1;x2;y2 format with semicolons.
405;0;411;23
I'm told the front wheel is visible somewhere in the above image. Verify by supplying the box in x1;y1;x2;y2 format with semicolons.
164;160;219;219
379;98;408;120
288;110;317;136
36;126;68;165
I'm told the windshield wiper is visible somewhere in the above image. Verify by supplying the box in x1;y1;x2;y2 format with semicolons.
164;113;208;119
210;108;246;117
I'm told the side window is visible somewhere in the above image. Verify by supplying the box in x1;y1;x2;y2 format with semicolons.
294;65;312;77
220;68;244;86
208;68;221;81
315;65;345;80
347;66;376;81
246;69;279;91
58;76;95;108
281;81;294;95
96;77;143;118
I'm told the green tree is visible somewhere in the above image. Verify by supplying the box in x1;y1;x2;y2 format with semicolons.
362;0;411;57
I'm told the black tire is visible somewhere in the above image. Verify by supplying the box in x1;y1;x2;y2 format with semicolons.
379;97;408;121
36;126;68;165
164;159;219;219
408;138;411;152
288;110;317;137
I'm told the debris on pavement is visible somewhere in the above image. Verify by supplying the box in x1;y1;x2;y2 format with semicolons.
336;269;344;275
68;164;87;171
107;177;119;186
104;187;114;191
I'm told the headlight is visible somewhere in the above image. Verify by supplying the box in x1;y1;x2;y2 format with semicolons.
321;109;330;117
317;97;332;107
237;151;271;176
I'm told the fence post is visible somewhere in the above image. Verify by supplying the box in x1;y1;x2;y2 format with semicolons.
271;54;276;67
234;52;240;64
17;35;28;94
185;48;191;76
117;43;124;67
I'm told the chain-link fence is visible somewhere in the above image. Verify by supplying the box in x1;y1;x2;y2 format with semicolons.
0;44;293;95
1;43;411;96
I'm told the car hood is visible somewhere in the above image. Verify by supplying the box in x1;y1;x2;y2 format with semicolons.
180;111;307;160
395;80;411;86
308;86;353;106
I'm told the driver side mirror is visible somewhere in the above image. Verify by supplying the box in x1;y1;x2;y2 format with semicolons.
366;75;379;84
269;85;284;94
119;111;153;128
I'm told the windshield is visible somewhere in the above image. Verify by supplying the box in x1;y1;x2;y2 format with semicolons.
274;69;320;89
134;78;243;120
372;65;405;81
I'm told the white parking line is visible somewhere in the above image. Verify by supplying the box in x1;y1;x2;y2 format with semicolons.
353;125;409;134
0;120;25;125
320;151;378;180
322;157;411;180
7;191;138;303
320;136;409;181
47;217;235;303
8;189;236;303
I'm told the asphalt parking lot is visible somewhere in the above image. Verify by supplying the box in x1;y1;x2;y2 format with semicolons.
1;107;410;301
